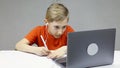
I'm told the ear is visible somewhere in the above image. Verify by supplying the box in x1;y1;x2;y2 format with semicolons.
44;19;48;24
67;17;69;22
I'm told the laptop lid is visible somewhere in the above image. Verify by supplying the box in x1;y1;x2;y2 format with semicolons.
67;28;116;68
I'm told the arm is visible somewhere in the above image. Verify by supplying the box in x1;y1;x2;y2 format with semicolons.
47;46;67;59
15;38;50;56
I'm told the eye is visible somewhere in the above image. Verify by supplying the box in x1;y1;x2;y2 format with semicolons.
54;26;59;29
62;26;66;29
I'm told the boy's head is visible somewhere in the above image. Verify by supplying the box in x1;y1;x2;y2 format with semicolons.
45;3;69;22
44;3;69;38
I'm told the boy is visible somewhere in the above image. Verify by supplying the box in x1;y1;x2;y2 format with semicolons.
15;3;74;59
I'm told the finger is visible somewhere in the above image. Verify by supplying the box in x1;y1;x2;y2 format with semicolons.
41;49;50;55
43;47;50;53
55;54;63;59
47;53;57;59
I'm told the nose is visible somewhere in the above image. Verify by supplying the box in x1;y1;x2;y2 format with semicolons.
58;29;63;35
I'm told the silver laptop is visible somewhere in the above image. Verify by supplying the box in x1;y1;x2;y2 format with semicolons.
67;28;116;68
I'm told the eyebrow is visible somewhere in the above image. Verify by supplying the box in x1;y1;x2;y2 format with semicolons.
62;25;67;28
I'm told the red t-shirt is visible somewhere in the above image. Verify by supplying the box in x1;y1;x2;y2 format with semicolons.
25;25;74;50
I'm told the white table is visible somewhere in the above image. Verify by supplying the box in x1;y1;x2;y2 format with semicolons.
93;51;120;68
0;50;120;68
0;50;61;68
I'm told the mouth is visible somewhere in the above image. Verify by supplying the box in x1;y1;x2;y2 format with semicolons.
54;35;61;38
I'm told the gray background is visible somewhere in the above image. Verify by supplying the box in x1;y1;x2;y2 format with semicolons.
0;0;120;50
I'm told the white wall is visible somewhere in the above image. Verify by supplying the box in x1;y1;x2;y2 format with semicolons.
0;0;120;50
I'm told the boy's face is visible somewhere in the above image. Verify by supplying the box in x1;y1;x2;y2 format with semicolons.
47;18;68;38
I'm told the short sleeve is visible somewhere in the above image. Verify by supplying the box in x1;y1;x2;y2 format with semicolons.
67;25;75;32
25;26;40;45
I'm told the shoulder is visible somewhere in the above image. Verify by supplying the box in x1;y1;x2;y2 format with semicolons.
27;25;46;34
66;25;73;28
66;25;75;32
34;25;44;29
32;25;45;31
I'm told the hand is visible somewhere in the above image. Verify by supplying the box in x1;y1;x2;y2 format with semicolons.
47;46;67;59
32;47;50;56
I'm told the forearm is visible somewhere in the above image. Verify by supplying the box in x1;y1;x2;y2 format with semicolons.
15;39;50;56
15;43;37;54
61;46;67;54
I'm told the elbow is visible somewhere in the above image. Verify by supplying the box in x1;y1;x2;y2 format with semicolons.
15;41;23;51
15;43;19;50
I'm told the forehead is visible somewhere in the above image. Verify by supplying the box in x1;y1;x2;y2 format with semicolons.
49;18;68;26
50;21;67;26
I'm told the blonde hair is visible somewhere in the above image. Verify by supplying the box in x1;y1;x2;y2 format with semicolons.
45;3;69;22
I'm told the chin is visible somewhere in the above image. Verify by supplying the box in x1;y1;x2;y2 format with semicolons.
54;36;61;38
